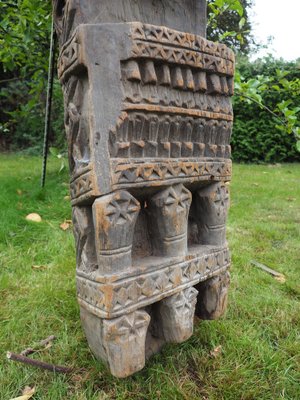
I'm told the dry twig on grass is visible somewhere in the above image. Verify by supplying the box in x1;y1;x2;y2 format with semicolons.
7;352;73;374
250;260;286;283
21;335;56;356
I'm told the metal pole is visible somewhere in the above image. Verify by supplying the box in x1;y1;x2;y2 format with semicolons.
41;16;56;187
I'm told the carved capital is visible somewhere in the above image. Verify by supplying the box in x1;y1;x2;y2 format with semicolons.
194;182;230;245
195;270;230;320
102;310;150;377
155;287;198;343
147;184;192;256
93;191;140;273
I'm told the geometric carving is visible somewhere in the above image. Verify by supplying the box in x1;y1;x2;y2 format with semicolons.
194;182;230;246
76;246;231;318
195;270;230;320
79;308;150;378
70;167;98;205
109;113;232;159
70;159;231;206
92;191;140;274
154;287;198;343
102;310;150;377
130;41;234;75
54;1;234;377
111;159;232;188
122;85;233;117
122;60;233;96
147;184;192;256
130;24;234;63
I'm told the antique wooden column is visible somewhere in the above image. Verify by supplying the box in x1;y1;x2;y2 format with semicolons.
53;0;234;378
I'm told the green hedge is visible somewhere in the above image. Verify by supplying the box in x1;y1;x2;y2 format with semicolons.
232;57;300;163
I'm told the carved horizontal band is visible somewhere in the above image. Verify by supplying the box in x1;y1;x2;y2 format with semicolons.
99;245;132;256
123;103;233;121
130;24;235;62
122;60;234;96
122;82;233;116
70;168;98;206
58;22;235;81
76;246;230;318
111;158;232;188
164;233;186;243
69;159;232;205
130;41;234;76
109;111;232;159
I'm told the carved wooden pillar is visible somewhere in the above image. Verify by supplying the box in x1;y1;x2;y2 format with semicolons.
53;0;234;377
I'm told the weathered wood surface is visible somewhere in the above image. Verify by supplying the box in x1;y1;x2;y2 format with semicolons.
53;0;234;377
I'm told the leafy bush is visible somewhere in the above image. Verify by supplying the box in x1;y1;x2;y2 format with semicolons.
0;0;56;153
232;56;300;163
0;78;64;153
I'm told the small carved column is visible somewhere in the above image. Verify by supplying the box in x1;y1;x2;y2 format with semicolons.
81;309;150;378
93;190;140;274
195;271;230;320
194;182;230;246
193;182;230;320
155;287;198;343
147;184;192;257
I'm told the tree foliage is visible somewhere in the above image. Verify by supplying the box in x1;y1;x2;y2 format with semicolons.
207;0;255;54
0;0;299;161
0;0;55;151
0;0;50;75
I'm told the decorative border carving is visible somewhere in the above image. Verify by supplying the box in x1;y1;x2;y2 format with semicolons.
77;246;230;318
58;22;235;81
110;158;232;188
122;85;233;115
130;24;235;62
123;103;233;121
70;168;98;205
57;27;81;81
130;41;234;76
69;159;232;204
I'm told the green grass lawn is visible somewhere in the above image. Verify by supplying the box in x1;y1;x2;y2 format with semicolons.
0;155;299;400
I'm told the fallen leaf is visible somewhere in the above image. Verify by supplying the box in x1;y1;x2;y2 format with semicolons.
26;213;42;222
22;387;35;396
97;391;110;400
17;189;23;195
210;345;222;358
10;386;35;400
274;275;286;284
71;370;90;384
60;220;72;231
32;265;47;271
